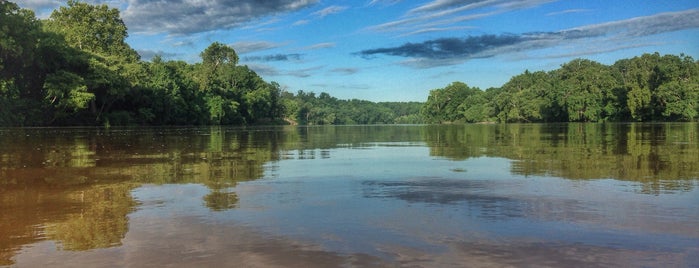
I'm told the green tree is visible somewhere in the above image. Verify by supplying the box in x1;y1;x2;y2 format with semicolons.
494;70;553;122
613;56;655;121
42;70;94;120
0;1;43;125
44;0;138;60
655;81;698;121
422;82;481;123
44;0;140;124
554;59;619;122
613;53;699;121
650;54;699;121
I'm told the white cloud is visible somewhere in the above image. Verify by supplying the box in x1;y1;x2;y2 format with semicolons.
304;42;336;50
312;5;349;18
546;8;593;16
231;41;286;54
359;8;699;68
14;0;60;9
368;0;556;35
293;19;310;26
121;0;319;35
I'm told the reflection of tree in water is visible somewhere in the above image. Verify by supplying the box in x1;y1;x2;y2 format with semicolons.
204;190;239;211
1;124;696;264
0;172;139;265
44;183;138;250
423;123;699;193
0;127;284;264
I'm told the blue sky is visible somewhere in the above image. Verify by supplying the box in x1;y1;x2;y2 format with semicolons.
16;0;699;101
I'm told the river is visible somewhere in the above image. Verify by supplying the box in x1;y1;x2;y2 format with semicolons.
1;123;698;267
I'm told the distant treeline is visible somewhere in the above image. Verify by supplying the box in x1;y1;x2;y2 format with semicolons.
2;1;697;127
281;91;423;125
423;53;699;123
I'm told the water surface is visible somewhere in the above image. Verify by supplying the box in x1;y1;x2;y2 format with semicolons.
1;124;698;267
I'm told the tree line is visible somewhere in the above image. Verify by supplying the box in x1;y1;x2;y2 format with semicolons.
281;91;423;125
0;1;422;127
1;0;286;126
422;53;699;123
3;1;697;127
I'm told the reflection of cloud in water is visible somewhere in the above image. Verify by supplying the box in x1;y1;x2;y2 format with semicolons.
363;179;524;219
362;178;602;222
13;214;697;268
380;239;698;268
13;215;393;268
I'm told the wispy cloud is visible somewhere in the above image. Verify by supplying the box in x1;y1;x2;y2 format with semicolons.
312;5;349;18
304;42;336;50
399;26;477;37
287;66;325;78
367;0;403;6
243;54;303;62
293;20;311;26
367;0;555;35
330;68;360;75
532;42;668;60
546;8;593;16
171;40;195;47
246;63;281;76
137;49;179;61
231;41;285;54
358;8;699;68
409;0;493;14
242;18;282;30
359;34;524;59
120;0;320;35
247;64;324;78
14;0;60;10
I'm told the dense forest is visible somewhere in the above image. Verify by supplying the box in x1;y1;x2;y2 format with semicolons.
0;1;420;126
423;53;699;123
2;1;698;127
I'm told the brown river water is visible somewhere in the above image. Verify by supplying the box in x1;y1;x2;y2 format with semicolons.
1;123;698;267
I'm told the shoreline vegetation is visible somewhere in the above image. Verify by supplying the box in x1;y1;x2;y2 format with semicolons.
2;1;698;127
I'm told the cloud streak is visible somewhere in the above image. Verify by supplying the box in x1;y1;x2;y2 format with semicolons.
231;41;285;54
304;42;336;50
546;8;592;16
368;0;555;34
331;68;360;75
358;8;699;67
312;5;349;18
137;49;179;61
15;0;60;10
359;34;524;59
247;64;323;78
121;0;319;35
409;0;493;14
243;54;302;62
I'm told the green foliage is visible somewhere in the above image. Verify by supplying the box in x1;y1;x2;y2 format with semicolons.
655;81;698;121
493;70;556;122
0;1;285;126
422;82;481;123
43;70;94;117
44;0;138;61
2;1;697;126
424;54;699;123
555;59;619;122
281;90;424;125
